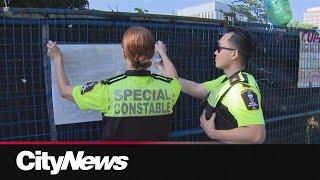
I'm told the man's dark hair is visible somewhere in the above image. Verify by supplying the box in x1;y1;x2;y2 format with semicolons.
227;27;253;61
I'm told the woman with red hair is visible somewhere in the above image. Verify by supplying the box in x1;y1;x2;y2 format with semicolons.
47;26;180;141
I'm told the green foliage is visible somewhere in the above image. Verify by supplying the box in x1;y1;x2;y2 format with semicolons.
229;0;268;23
1;0;89;9
287;21;318;30
134;8;149;15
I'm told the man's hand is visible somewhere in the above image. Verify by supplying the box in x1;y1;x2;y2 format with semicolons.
200;110;266;144
47;40;63;62
200;110;216;139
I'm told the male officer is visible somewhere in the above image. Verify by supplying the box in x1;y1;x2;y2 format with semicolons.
170;27;266;144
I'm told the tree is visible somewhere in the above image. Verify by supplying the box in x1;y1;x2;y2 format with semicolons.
1;0;89;9
134;8;149;15
229;0;268;23
287;21;318;30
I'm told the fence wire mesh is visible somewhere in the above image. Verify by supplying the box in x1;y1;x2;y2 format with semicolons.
0;8;319;143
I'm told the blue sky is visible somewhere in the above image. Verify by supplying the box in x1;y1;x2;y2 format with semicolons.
87;0;320;22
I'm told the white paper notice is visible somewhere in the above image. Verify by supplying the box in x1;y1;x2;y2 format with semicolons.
51;44;126;125
51;44;164;125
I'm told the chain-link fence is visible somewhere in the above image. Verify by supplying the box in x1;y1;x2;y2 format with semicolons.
0;8;319;143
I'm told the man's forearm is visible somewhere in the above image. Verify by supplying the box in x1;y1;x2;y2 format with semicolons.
161;53;178;78
179;78;208;100
54;60;74;102
207;125;266;144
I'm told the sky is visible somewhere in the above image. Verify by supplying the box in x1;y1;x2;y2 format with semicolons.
87;0;320;22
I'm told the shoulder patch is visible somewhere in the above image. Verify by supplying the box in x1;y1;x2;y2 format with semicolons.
241;89;259;110
151;73;173;83
101;74;127;85
81;81;98;95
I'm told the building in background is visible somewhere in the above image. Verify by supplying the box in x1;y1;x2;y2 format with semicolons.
177;1;247;22
303;7;320;27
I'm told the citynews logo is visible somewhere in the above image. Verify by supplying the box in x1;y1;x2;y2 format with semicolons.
16;151;129;175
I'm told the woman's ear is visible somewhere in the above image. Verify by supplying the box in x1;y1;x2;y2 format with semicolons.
122;48;133;69
121;48;127;59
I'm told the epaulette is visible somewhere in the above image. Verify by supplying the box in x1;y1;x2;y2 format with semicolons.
241;83;251;88
229;74;241;85
241;73;249;84
240;73;254;88
229;72;249;85
101;74;127;85
151;73;173;83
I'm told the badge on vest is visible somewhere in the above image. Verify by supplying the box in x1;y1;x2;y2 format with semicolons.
241;90;259;110
81;81;98;95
